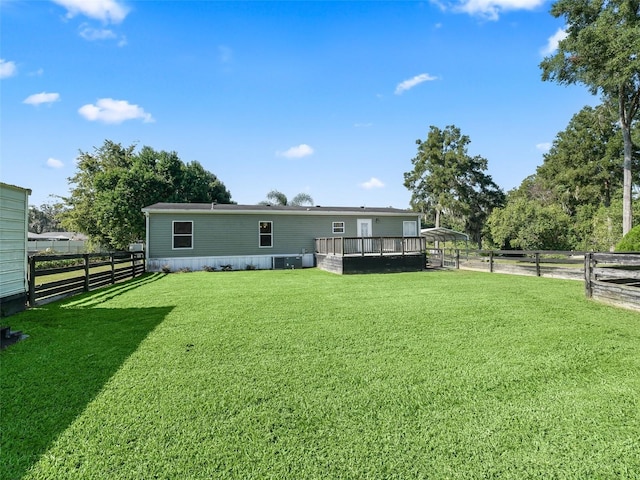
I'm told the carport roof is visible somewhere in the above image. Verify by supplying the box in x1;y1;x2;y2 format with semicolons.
420;227;469;243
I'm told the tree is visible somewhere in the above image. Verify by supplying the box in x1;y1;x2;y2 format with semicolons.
486;195;574;250
62;140;232;250
403;125;504;247
28;200;66;233
536;105;629;214
260;190;314;206
540;0;640;235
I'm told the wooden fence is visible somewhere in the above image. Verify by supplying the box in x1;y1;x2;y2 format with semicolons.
28;252;145;306
434;249;586;281
585;252;640;311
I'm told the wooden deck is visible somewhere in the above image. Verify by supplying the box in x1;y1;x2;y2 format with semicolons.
314;237;426;274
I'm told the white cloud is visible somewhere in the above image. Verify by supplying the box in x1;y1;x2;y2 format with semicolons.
0;59;17;79
52;0;129;23
360;177;385;189
46;158;64;169
454;0;545;20
23;92;61;106
395;73;438;95
278;144;314;159
536;142;552;152
79;25;117;40
541;28;568;56
78;98;154;124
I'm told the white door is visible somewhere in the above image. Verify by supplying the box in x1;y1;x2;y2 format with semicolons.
357;219;373;253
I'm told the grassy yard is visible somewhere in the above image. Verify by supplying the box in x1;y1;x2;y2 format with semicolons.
2;269;639;479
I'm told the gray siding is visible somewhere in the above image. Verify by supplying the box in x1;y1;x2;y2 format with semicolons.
0;184;29;298
148;212;418;259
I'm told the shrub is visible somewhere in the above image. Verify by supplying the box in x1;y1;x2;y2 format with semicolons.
202;265;216;272
245;264;257;271
161;265;171;274
615;225;640;252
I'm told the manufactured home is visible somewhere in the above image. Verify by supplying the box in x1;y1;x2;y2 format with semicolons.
0;183;31;316
142;203;425;273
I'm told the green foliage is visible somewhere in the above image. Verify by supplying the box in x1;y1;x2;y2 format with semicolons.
487;196;574;250
28;200;66;234
3;271;640;479
540;0;640;234
62;140;232;250
260;190;314;206
616;224;640;251
404;125;504;247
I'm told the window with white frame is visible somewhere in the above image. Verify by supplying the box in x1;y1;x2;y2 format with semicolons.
259;221;273;247
173;221;193;249
403;221;418;237
332;221;345;234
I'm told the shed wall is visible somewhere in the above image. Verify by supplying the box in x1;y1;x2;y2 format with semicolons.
0;184;29;302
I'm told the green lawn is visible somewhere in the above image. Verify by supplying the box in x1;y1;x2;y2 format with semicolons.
2;269;639;479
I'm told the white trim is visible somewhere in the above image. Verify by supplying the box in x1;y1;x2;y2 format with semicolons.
172;220;194;250
332;221;345;234
258;220;273;248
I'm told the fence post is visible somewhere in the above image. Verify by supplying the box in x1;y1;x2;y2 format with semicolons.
130;252;136;278
28;255;36;306
489;251;494;273
584;253;593;298
111;254;116;284
455;249;460;269
535;252;541;277
83;254;90;292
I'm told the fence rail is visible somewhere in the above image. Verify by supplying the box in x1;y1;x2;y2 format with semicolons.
433;249;586;280
585;252;640;311
315;236;426;256
28;252;145;306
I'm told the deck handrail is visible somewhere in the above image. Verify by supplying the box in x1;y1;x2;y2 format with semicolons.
315;236;425;257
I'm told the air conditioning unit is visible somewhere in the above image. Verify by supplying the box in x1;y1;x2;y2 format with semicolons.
273;256;303;269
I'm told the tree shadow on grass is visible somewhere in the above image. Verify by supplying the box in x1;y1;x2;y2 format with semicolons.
0;281;173;480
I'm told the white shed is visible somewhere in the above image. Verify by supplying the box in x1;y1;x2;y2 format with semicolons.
1;183;31;317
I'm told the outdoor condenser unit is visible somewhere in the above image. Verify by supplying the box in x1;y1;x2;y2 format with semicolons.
273;256;303;269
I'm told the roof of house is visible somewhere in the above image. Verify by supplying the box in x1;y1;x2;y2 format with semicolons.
142;203;416;216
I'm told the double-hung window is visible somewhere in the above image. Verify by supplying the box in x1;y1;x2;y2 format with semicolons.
259;221;273;247
332;221;345;234
173;221;193;249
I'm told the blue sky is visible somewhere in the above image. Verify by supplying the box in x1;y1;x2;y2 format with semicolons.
1;0;597;209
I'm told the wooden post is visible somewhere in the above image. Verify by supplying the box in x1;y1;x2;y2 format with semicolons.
489;251;494;273
130;252;136;278
584;253;593;298
455;249;460;269
380;237;383;256
28;255;36;306
111;254;116;284
83;254;90;292
535;252;541;277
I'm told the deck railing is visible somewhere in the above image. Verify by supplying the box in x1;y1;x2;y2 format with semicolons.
315;236;425;256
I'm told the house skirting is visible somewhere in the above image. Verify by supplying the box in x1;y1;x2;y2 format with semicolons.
147;254;315;272
316;253;426;275
1;292;27;317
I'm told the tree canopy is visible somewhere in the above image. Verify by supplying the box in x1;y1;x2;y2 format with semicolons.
62;140;232;250
260;190;314;206
403;125;504;247
540;0;640;234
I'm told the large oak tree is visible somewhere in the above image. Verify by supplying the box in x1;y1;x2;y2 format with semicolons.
540;0;640;235
62;140;232;250
403;125;504;247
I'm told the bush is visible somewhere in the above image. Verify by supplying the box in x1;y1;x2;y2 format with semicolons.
202;265;216;272
161;265;171;274
615;225;640;252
